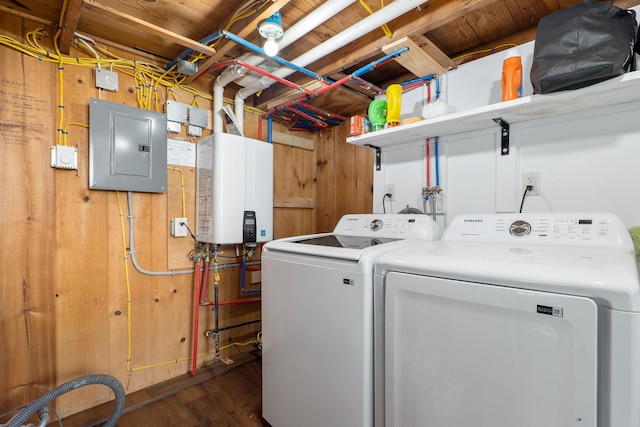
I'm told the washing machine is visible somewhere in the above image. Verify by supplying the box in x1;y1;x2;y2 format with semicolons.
261;214;442;427
374;212;640;427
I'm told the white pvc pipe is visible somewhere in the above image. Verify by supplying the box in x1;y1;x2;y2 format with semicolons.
218;0;359;133
218;0;358;87
238;0;425;99
234;95;244;133
213;81;224;133
279;0;358;50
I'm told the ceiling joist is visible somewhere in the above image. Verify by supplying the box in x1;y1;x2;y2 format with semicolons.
83;0;217;57
382;35;455;77
56;0;83;54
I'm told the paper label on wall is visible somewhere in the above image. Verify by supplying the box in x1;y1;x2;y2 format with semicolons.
167;138;196;167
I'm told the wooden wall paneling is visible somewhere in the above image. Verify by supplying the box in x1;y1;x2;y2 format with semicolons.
273;140;294;239
0;16;57;418
333;125;358;221
314;122;373;233
54;60;115;415
314;127;336;232
1;10;315;418
270;120;316;239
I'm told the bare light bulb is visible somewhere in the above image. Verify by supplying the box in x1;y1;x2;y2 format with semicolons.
263;36;279;57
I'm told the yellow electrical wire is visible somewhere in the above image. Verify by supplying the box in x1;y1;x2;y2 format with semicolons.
128;338;260;371
63;122;89;146
358;0;393;39
167;166;186;217
452;43;517;62
115;191;134;373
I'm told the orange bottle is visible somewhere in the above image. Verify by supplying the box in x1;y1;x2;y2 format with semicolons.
501;48;522;102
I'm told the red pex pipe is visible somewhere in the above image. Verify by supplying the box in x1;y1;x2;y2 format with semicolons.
202;59;314;96
300;103;348;121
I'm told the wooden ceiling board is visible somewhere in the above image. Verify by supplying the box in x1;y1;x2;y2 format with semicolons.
464;1;521;45
503;0;554;31
0;0;61;24
77;7;179;59
382;36;452;77
427;17;481;56
5;0;640;118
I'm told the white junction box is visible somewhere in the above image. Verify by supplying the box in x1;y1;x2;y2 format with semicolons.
95;68;118;92
196;133;273;245
51;144;78;170
171;217;189;237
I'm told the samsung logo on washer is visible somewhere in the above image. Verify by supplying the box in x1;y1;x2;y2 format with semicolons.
537;305;564;317
463;219;483;223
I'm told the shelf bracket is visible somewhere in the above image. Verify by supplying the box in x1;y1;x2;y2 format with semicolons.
493;117;510;156
365;144;382;171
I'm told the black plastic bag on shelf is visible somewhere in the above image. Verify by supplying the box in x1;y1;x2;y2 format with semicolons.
530;0;639;94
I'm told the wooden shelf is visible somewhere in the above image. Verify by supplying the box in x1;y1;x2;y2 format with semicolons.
347;71;640;148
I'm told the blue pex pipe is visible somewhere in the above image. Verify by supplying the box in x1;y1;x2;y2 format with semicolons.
241;258;261;294
354;47;409;78
165;31;224;70
222;31;325;81
400;74;436;87
435;136;440;187
268;116;273;144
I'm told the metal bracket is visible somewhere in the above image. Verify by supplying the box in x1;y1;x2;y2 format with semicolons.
493;117;510;156
365;144;382;171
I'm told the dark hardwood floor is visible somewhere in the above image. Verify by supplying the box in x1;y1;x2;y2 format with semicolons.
60;351;265;427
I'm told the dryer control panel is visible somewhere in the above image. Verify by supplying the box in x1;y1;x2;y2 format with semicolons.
443;212;632;248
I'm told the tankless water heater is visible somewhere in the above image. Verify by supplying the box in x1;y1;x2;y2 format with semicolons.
195;133;273;245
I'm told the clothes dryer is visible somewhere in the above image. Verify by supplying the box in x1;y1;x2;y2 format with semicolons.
262;214;442;427
374;212;640;427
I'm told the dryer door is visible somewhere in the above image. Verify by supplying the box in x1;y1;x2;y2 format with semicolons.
384;272;598;427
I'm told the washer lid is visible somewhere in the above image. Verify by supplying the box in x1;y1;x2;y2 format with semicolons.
264;213;442;262
291;234;402;249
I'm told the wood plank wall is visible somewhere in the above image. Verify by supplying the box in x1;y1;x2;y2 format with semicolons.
0;12;372;419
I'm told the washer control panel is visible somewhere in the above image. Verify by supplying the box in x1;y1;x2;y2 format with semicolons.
443;213;632;248
333;214;443;240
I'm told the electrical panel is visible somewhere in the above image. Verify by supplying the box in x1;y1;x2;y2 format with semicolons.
196;133;273;244
89;98;167;192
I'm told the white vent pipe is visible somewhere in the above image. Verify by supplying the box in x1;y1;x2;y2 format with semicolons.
214;0;359;133
237;0;426;100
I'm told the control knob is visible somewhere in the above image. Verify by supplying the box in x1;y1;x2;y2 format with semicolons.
509;220;531;237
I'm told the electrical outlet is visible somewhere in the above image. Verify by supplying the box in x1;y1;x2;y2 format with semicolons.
171;217;189;237
384;184;396;201
522;172;540;196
